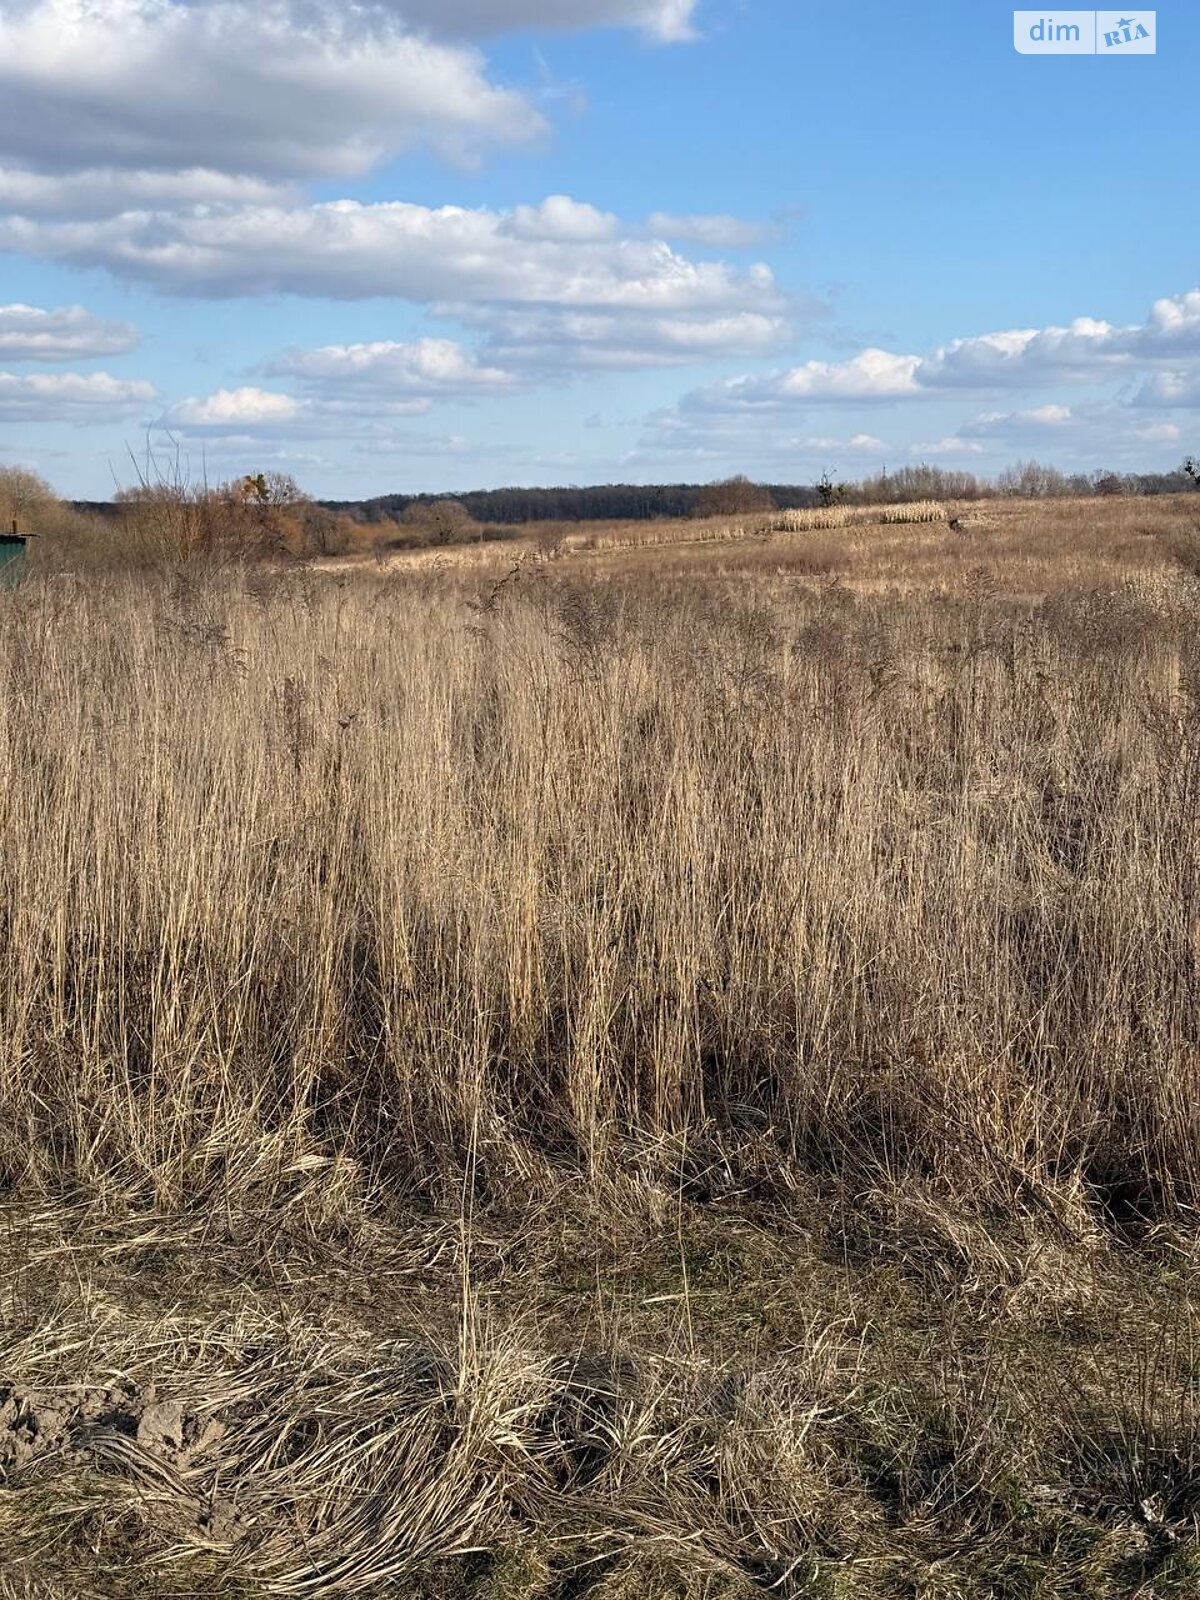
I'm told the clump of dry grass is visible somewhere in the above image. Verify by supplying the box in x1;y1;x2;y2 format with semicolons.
773;505;863;532
876;499;947;524
4;548;1196;1223
771;499;946;534
4;498;1200;1594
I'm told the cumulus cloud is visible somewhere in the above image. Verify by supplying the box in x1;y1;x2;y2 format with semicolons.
158;376;459;441
913;295;1200;391
0;303;139;361
1127;371;1200;407
917;321;1127;387
506;196;620;243
0;3;700;245
164;311;783;452
0;0;545;185
0;0;790;394
637;288;1200;477
803;432;885;453
164;387;304;429
0;1;850;448
687;349;923;410
0;198;780;309
670;288;1200;428
0;369;156;421
268;338;513;396
0;166;294;218
1127;289;1200;357
683;328;1123;414
267;340;518;412
960;404;1075;437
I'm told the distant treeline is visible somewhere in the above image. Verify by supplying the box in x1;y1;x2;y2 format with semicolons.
70;459;1200;528
318;482;823;525
304;462;1200;523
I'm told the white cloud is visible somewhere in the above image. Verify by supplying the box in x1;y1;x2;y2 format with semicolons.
0;302;139;361
634;380;1193;482
918;321;1124;387
678;289;1200;420
158;377;466;443
961;404;1075;437
919;294;1200;388
0;0;792;389
164;387;302;429
685;330;1117;414
506;196;620;242
0;166;294;218
1129;372;1195;406
0;369;156;421
0;0;544;186
0;200;784;333
0;195;791;378
778;350;922;399
688;349;923;409
171;322;741;447
917;297;1200;389
804;432;885;452
1127;371;1200;407
269;338;514;396
1132;290;1200;356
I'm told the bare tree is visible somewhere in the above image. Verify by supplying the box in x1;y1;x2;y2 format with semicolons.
691;476;775;518
401;497;478;546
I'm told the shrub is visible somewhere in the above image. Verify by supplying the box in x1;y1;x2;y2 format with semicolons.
691;475;775;518
401;497;480;546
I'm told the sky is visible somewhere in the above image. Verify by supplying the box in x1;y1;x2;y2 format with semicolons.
0;0;1195;499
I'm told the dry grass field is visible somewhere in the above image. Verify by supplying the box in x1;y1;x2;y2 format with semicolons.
5;494;1200;1598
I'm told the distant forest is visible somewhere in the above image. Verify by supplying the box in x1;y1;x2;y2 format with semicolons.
310;462;1200;523
319;481;821;525
71;460;1200;527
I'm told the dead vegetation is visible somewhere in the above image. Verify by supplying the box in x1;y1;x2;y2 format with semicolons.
4;495;1200;1595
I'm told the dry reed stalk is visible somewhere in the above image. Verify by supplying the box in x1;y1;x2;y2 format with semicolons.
2;499;1200;1595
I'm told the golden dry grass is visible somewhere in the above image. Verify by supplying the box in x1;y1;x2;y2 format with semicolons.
4;495;1200;1596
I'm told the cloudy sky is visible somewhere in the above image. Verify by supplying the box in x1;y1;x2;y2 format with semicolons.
0;0;1194;497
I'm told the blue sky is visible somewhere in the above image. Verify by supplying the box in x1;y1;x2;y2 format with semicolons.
0;0;1194;498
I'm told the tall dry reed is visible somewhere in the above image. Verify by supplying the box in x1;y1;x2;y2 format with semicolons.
0;555;1196;1236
